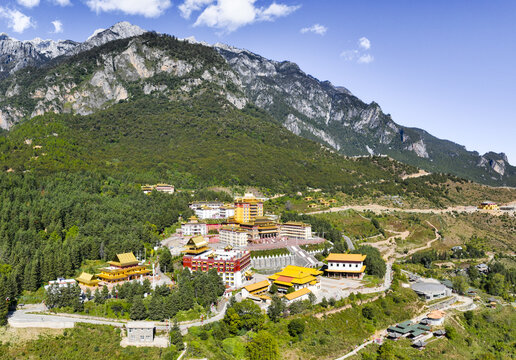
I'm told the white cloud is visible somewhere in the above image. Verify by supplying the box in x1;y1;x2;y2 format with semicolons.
358;36;370;50
300;23;327;35
85;0;172;17
52;0;72;5
340;49;358;61
179;0;214;19
0;7;35;33
17;0;40;8
357;54;374;64
183;0;300;33
51;19;63;33
341;36;373;64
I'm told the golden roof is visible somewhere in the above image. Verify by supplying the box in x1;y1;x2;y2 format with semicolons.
244;280;270;293
268;265;322;286
326;253;366;262
284;287;311;301
76;272;98;283
283;221;310;227
187;235;208;248
108;252;140;267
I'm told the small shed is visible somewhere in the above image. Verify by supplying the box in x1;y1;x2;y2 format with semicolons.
126;321;155;343
433;329;446;337
426;310;445;326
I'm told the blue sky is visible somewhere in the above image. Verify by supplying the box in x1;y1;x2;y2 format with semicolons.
1;0;515;163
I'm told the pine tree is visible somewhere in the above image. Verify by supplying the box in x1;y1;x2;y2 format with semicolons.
0;277;9;326
170;321;184;351
101;285;109;301
130;296;147;320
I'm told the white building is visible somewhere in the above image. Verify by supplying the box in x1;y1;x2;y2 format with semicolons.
425;310;445;326
44;278;77;292
280;221;312;240
219;226;249;247
181;216;207;236
325;254;366;279
189;201;224;210
219;206;235;219
155;184;174;194
194;206;220;220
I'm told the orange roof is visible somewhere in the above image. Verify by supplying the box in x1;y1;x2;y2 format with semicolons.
326;253;366;262
284;287;311;301
427;310;445;319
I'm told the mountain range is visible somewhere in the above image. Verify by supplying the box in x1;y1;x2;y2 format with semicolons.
0;21;514;187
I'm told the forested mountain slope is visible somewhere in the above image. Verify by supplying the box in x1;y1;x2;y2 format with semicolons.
0;25;514;186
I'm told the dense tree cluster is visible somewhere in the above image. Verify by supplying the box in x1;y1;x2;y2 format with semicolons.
351;245;387;278
281;211;344;245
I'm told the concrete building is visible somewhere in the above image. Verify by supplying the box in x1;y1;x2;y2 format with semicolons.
183;248;251;288
325;253;366;279
181;216;207;236
411;281;452;300
126;322;155;343
425;310;445;326
219;226;249;247
280;222;312;240
476;263;489;273
194;206;220;220
44;278;77;292
219;206;235;219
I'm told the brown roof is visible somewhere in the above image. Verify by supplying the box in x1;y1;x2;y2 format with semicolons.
326;253;366;262
427;310;445;319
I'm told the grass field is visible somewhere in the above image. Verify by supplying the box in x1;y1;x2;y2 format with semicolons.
0;324;165;360
348;306;516;360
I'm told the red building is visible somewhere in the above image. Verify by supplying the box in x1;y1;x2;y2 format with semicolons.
183;248;251;288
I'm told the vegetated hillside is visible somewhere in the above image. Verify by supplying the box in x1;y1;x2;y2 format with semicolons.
1;95;417;191
0;27;514;186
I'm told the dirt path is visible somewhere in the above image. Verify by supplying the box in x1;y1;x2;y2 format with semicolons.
307;203;514;216
394;221;440;259
367;230;409;261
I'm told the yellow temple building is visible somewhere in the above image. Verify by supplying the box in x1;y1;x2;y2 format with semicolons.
268;265;323;293
183;235;210;255
76;272;100;287
96;252;151;284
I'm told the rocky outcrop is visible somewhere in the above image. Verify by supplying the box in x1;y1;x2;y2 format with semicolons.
0;23;513;185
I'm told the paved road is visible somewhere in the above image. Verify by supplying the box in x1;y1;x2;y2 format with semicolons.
8;304;125;329
343;235;355;251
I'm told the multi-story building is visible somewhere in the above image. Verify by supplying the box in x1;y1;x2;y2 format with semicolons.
194;206;220;220
183;248;251;288
96;252;151;284
238;217;279;241
325;253;366;279
181;216;207;236
280;221;312;240
219;206;235;219
219;226;249;247
189;201;224;210
234;193;263;223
